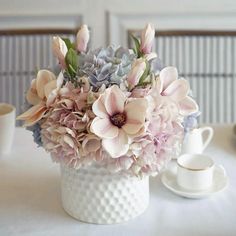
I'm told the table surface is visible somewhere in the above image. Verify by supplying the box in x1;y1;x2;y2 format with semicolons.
0;125;236;236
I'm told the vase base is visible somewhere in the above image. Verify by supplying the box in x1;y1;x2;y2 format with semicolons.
60;164;150;224
62;201;149;224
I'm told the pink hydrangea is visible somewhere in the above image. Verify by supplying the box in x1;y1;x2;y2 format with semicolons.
41;80;103;168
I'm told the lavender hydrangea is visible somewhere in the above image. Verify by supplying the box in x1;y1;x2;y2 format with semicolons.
78;46;135;89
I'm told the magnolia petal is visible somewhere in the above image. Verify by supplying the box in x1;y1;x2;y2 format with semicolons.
162;79;189;101
36;70;56;99
90;117;118;139
122;98;147;135
31;79;37;90
179;96;199;116
159;66;178;91
57;72;64;89
26;79;40;105
24;106;47;126
104;85;125;116
92;94;108;118
17;103;45;120
46;90;57;107
44;80;57;99
144;52;158;61
102;129;129;158
129;124;146;138
26;89;41;105
127;58;146;89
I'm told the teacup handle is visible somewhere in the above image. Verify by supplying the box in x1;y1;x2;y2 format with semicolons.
199;126;214;151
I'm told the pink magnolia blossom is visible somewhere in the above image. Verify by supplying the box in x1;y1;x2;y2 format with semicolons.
52;36;68;69
76;24;89;53
90;85;148;158
127;58;146;89
156;66;199;116
17;70;59;126
140;23;155;54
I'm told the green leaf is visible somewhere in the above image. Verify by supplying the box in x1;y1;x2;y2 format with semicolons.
130;34;140;55
71;42;76;50
62;38;73;50
68;64;77;74
65;48;78;77
139;60;150;84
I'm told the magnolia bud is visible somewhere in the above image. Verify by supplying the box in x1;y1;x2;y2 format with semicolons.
76;24;90;53
140;23;155;54
52;36;68;69
127;58;146;89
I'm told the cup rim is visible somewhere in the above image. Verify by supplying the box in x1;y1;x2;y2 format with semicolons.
177;154;214;171
0;103;16;117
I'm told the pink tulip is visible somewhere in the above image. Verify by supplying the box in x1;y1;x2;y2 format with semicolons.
127;58;146;89
76;24;90;53
52;36;68;69
140;23;155;54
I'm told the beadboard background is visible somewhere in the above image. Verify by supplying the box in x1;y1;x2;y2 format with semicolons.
0;0;236;124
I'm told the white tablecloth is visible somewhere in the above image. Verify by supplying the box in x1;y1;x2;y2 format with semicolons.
0;125;236;236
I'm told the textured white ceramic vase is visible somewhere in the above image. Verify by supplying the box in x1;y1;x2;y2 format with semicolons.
60;164;149;224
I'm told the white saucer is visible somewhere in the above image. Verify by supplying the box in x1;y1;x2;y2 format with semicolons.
161;164;229;199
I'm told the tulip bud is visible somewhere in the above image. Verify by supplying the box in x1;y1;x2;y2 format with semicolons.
127;58;146;89
76;24;90;53
52;36;68;69
140;23;155;54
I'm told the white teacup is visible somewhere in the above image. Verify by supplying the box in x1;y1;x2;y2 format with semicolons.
0;103;15;155
177;154;215;191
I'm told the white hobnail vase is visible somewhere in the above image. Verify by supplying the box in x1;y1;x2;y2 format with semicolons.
60;163;149;224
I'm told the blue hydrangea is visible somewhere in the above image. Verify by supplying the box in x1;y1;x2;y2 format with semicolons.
27;123;43;147
20;101;43;146
182;111;201;133
150;57;163;75
78;45;135;89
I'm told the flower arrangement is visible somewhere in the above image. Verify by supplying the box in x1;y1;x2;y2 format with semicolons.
17;23;198;177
